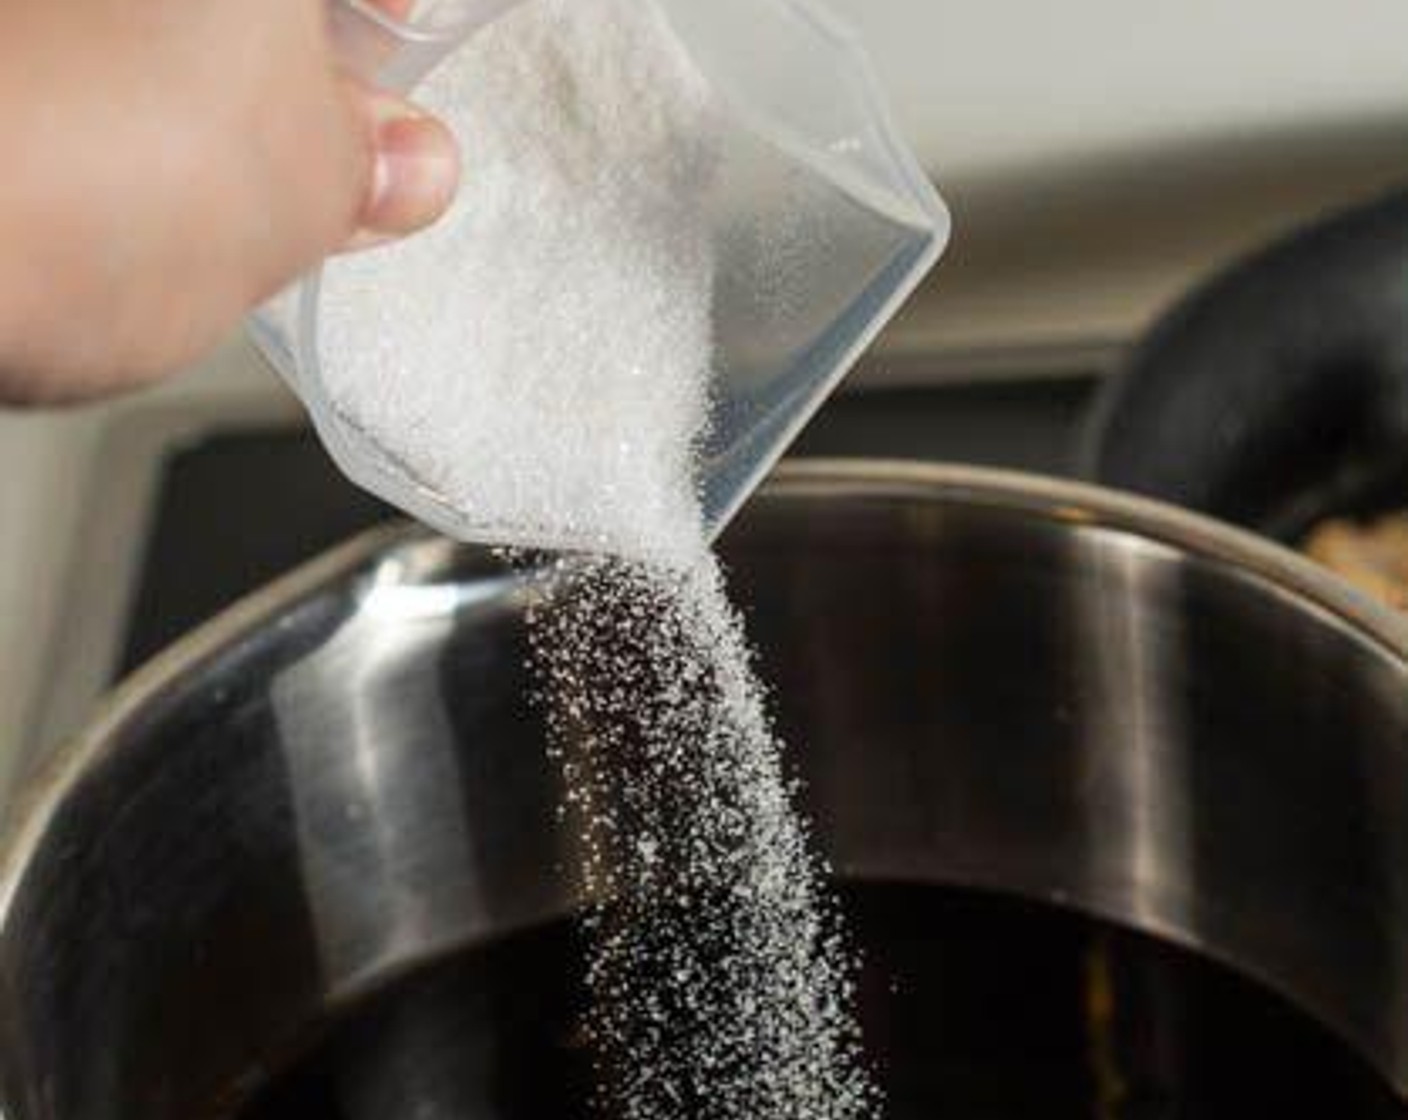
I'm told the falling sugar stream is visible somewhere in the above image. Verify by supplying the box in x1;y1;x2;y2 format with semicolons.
516;550;877;1119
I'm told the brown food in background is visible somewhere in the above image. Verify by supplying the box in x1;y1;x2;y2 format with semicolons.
1303;513;1408;611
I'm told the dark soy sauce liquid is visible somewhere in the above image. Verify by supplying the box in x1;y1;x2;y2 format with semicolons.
239;883;1405;1119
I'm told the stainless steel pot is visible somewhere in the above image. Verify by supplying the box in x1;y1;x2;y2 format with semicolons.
1;461;1407;1120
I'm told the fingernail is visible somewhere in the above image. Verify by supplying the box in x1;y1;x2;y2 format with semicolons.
354;97;460;248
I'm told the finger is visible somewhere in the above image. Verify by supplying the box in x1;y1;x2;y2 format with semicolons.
345;86;460;250
364;0;416;19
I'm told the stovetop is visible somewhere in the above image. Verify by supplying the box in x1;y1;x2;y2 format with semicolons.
118;375;1098;676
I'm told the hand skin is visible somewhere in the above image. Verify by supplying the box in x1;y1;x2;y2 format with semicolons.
0;0;459;405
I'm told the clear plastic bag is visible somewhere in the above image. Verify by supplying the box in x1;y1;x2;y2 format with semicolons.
249;0;950;548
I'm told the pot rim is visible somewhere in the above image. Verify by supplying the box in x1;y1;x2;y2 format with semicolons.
4;458;1405;917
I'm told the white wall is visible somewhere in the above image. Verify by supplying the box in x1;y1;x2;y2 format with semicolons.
827;1;1408;355
830;0;1408;177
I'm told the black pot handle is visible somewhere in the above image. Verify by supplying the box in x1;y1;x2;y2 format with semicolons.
1082;187;1408;540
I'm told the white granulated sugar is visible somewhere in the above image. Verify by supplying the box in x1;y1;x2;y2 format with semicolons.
321;0;875;1113
319;0;721;562
526;551;877;1120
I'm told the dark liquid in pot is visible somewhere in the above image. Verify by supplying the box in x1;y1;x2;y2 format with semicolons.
238;882;1404;1119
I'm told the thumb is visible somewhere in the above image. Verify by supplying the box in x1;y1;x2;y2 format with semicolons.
345;86;461;251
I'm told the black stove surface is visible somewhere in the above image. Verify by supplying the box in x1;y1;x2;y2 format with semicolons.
119;376;1098;677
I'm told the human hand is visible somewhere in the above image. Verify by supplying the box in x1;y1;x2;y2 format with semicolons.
0;0;459;404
